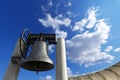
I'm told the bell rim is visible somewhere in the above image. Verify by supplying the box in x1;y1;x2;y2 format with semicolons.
21;61;54;71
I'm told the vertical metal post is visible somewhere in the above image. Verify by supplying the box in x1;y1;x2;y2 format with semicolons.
56;38;68;80
4;39;26;80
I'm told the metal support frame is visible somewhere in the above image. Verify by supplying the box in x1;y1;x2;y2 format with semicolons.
4;29;68;80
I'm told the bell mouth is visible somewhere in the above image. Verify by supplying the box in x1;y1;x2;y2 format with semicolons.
21;61;54;71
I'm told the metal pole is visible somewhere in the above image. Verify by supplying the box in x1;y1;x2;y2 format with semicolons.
4;38;26;80
56;38;68;80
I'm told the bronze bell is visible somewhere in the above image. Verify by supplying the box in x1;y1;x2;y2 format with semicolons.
21;41;54;72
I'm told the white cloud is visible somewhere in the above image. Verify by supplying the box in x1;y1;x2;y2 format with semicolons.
55;3;60;14
67;67;79;77
72;7;98;32
66;11;71;15
41;6;47;12
38;14;71;29
49;45;55;53
105;46;113;52
38;7;114;67
67;67;73;77
67;1;72;6
55;29;67;38
86;7;97;28
66;11;72;17
114;48;120;52
39;75;53;80
48;0;52;6
72;18;87;32
66;7;114;67
65;1;72;7
38;14;71;38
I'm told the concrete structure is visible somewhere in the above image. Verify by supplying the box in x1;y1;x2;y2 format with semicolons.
68;61;120;80
56;38;68;80
4;39;26;80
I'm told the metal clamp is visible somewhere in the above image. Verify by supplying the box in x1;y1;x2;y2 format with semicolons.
11;56;21;64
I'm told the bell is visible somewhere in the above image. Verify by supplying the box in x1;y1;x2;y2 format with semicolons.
21;41;54;72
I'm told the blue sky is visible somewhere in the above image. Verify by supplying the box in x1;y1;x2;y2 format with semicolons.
1;0;120;80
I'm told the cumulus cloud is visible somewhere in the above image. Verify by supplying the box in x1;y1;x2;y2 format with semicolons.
38;6;114;67
66;7;114;67
86;7;97;28
72;7;98;32
114;48;120;52
105;46;113;52
39;75;53;80
38;14;71;29
72;18;87;32
38;14;71;38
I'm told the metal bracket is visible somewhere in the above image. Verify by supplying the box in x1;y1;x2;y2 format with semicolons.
27;33;56;44
11;56;21;64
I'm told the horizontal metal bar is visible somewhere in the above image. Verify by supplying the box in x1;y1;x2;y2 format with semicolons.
27;33;56;44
